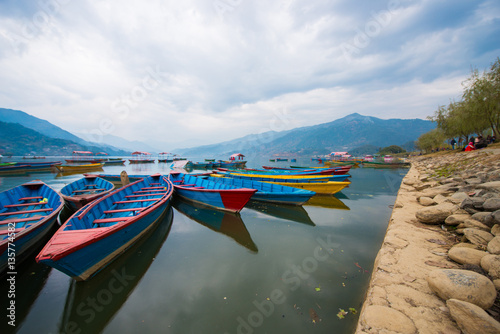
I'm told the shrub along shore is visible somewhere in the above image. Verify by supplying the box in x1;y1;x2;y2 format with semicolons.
355;147;500;334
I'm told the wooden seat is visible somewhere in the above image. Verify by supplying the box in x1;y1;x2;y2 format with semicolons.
132;190;166;194
0;216;43;225
72;188;106;193
103;208;145;214
92;217;130;224
0;228;25;236
4;202;47;208
113;199;158;204
0;208;53;216
125;194;163;198
140;186;165;190
18;196;43;201
178;184;196;187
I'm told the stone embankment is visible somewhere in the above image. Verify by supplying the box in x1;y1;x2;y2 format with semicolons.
355;148;500;334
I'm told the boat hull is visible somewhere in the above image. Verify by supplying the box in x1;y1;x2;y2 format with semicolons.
36;175;173;281
0;181;64;274
169;173;256;213
263;180;350;195
60;175;115;210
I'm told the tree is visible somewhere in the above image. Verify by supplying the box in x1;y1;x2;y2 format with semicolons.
379;145;406;155
416;129;447;153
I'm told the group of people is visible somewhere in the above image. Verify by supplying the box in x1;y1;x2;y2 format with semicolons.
459;135;496;151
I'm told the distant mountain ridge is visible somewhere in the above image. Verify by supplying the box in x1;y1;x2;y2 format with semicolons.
178;113;435;156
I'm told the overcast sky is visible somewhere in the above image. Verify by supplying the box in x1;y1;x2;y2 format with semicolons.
0;0;499;149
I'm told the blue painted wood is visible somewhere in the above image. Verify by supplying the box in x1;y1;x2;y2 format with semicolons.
197;176;316;205
36;174;173;281
0;180;64;273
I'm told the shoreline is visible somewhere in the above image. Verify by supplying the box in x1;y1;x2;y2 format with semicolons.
355;147;500;333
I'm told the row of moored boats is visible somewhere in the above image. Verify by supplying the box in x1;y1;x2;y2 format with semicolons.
0;164;352;281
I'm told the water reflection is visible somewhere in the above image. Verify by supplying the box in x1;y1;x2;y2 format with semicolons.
304;195;350;210
173;197;258;253
0;258;52;334
58;208;174;334
245;201;315;226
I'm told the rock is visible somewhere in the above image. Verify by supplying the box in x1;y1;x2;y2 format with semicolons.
448;246;488;266
463;228;494;247
477;181;500;192
492;224;500;236
445;214;471;226
472;211;495;224
471;197;485;210
361;305;416;334
494;279;500;290
487;236;500;255
427;269;497;309
447;299;500;334
419;196;436;206
484;198;500;211
415;202;458;224
481;255;500;278
492;210;500;224
463;219;491;231
433;194;448;204
452;192;470;202
454;243;480;249
465;178;482;185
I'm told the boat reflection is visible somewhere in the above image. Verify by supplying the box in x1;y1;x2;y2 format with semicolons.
173;197;258;253
58;207;174;334
0;258;52;333
245;201;315;226
304;195;350;210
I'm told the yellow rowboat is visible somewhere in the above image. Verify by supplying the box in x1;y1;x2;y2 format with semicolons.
55;163;104;172
262;180;350;195
324;160;360;167
217;171;345;181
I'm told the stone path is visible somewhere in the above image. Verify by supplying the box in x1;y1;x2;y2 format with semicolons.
355;148;500;334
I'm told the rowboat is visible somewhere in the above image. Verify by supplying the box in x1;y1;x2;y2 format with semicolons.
129;151;155;164
36;174;174;281
213;171;350;182
254;179;350;195
65;151;107;164
196;175;315;205
0;180;64;273
158;152;174;163
59;175;115;210
230;167;346;176
169;172;257;213
103;159;125;166
0;161;62;174
55;163;104;172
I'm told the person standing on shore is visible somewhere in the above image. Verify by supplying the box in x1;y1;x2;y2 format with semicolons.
450;138;457;150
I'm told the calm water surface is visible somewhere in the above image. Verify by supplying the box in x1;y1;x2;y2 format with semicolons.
0;157;407;334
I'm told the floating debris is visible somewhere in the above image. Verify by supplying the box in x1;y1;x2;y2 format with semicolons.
337;309;348;319
309;308;320;323
354;262;369;273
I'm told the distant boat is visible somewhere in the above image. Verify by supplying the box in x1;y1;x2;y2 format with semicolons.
276;158;288;161
169;172;257;213
129;151;155;164
158;152;174;163
59;175;115;210
65;151;106;164
36;174;174;281
103;158;125;166
55;163;104;172
0;180;64;274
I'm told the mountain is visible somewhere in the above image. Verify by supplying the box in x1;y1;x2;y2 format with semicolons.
0;121;127;156
73;132;162;153
178;113;435;156
0;108;87;144
0;108;130;155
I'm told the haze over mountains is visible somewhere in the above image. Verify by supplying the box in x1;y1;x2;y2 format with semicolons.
0;108;435;156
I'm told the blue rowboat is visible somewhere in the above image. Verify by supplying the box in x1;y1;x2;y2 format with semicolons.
36;174;174;281
169;172;257;213
0;180;64;274
196;175;315;205
60;175;115;210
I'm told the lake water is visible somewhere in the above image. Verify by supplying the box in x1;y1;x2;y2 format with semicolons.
0;157;407;334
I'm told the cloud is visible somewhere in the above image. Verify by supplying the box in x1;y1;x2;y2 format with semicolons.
0;0;498;149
